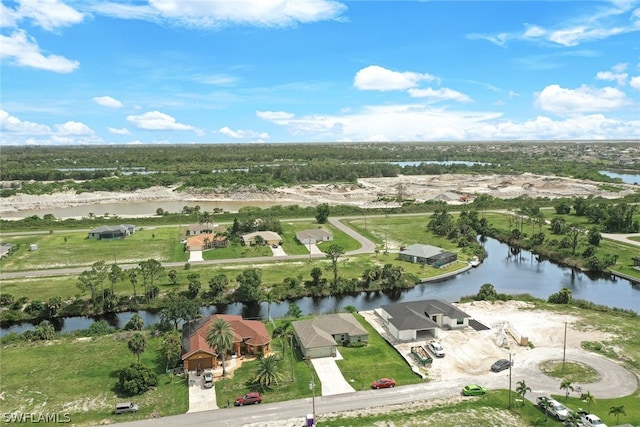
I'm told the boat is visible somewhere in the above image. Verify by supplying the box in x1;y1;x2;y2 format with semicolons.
469;256;481;267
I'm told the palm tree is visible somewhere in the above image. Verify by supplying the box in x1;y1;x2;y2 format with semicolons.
127;332;146;363
565;411;582;427
583;391;596;413
560;378;574;401
608;405;626;425
515;379;531;406
126;313;144;331
539;398;553;422
273;320;295;381
206;318;235;377
127;268;139;297
252;354;286;389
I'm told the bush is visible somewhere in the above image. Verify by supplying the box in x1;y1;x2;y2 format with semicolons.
117;363;158;396
86;320;113;336
0;294;15;306
24;300;44;316
0;332;22;345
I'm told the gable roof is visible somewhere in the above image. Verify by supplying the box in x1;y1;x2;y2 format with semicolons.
185;233;226;250
381;299;471;331
181;314;270;360
89;224;133;234
293;313;368;349
188;222;217;232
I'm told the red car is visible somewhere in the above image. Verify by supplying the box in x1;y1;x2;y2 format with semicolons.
235;392;262;406
372;378;396;389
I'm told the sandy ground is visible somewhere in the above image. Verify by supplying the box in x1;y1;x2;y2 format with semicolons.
2;173;637;215
247;300;617;427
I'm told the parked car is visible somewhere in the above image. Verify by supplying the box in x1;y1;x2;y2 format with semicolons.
272;244;278;248
564;409;589;427
426;341;445;357
536;396;570;421
462;384;487;396
114;402;139;414
203;372;213;389
582;414;607;427
235;392;262;406
490;358;512;372
371;378;396;389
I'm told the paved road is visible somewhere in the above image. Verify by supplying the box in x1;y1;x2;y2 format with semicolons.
113;346;638;427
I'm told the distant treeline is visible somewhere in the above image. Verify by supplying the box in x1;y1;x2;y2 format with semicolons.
1;142;637;197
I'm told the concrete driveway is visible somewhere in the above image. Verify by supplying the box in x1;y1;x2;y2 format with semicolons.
187;370;218;413
188;250;203;262
310;351;355;396
270;245;287;256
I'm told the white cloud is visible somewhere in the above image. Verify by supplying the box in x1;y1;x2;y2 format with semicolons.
55;121;95;135
126;111;197;131
354;65;436;91
534;84;629;114
108;127;131;135
218;126;269;139
256;110;295;121
13;0;84;31
408;87;472;103
93;96;123;108
92;0;346;28
630;76;640;89
0;109;50;134
473;2;640;47
0;30;79;73
596;70;628;85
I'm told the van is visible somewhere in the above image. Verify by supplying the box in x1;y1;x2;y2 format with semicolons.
114;402;139;414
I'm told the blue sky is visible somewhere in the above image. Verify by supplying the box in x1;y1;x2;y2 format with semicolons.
1;0;639;145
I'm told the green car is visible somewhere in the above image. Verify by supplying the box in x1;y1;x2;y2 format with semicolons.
462;384;487;396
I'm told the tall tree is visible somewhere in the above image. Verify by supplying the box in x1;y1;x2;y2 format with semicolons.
560;379;573;401
77;270;99;309
128;332;147;363
161;331;183;371
608;405;626;425
125;313;144;331
234;268;262;303
138;259;165;301
515;380;531;406
160;293;200;330
325;244;345;287
108;264;124;294
91;260;109;311
315;203;330;224
583;391;596;413
127;267;140;297
209;274;229;299
206;318;235;377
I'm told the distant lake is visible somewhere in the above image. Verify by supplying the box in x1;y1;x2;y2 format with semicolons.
600;171;640;185
392;161;490;167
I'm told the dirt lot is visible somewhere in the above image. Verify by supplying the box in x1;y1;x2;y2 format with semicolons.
1;173;637;215
360;300;613;381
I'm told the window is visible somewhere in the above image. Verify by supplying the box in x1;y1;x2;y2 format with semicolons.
456;318;464;325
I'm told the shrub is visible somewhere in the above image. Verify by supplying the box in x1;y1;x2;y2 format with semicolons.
117;363;158;396
0;294;15;306
24;300;45;316
87;320;112;336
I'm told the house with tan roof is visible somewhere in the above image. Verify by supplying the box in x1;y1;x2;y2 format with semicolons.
292;313;368;358
240;231;281;246
181;314;271;371
295;229;333;245
186;222;217;236
185;233;228;251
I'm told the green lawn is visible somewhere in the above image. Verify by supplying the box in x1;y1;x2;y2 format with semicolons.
0;333;188;425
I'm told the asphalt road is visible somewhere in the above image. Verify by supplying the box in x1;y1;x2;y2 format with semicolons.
113;347;638;427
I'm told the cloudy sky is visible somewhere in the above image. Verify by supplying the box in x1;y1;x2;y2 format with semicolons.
1;0;639;145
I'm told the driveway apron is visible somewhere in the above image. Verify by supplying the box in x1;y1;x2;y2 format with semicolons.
311;351;355;396
187;370;218;412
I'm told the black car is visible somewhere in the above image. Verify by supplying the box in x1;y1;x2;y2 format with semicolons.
491;358;511;372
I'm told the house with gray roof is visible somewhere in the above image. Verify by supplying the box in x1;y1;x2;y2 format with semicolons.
398;244;457;267
377;299;471;341
240;231;282;246
88;224;135;240
296;229;333;245
186;222;217;236
292;313;368;358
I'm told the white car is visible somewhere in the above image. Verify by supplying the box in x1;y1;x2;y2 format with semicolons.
426;341;445;358
203;372;214;389
582;414;607;427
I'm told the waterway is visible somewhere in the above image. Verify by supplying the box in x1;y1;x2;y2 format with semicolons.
2;238;637;336
599;171;640;185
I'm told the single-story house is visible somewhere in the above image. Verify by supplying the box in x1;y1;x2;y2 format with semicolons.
185;233;228;251
241;231;282;246
292;313;368;359
186;222;217;236
88;224;135;240
181;314;271;371
377;299;471;341
295;229;333;245
398;244;457;267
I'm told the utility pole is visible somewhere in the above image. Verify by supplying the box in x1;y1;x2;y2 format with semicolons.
508;352;513;409
562;321;567;374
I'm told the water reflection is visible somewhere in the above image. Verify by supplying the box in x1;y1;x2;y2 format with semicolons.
2;238;638;336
